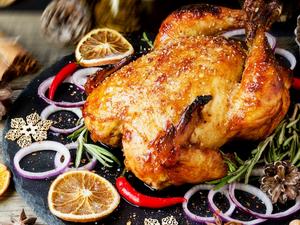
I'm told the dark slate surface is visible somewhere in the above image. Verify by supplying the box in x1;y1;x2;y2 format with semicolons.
2;32;300;225
0;54;198;225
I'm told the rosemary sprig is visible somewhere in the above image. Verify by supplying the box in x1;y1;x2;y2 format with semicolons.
67;125;86;140
84;143;120;167
209;103;300;189
68;127;120;168
141;32;154;49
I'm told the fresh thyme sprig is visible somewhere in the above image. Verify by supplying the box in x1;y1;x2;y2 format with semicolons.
68;127;121;168
209;103;300;189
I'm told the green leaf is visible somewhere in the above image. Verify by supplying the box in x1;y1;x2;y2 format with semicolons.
287;116;300;128
213;177;232;190
84;143;121;166
68;126;86;140
292;143;300;165
283;135;294;147
244;138;271;184
234;152;244;165
74;128;87;168
76;117;84;126
228;165;248;184
278;151;289;161
75;138;84;168
278;123;286;145
141;32;154;48
69;126;120;169
85;146;112;168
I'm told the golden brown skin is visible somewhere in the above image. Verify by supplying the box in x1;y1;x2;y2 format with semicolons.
154;4;246;48
226;28;291;140
83;3;291;189
84;35;245;189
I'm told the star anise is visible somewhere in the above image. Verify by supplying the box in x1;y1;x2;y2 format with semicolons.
10;209;37;225
260;161;300;204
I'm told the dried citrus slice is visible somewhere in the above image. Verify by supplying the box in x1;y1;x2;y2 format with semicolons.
75;28;134;67
48;170;120;222
0;163;10;196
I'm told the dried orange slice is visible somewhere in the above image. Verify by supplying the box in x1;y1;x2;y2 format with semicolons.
75;28;134;67
0;163;10;196
48;170;120;222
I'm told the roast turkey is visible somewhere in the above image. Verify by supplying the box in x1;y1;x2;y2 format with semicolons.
83;0;291;189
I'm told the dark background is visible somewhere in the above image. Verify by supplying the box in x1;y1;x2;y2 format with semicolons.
1;0;299;19
1;0;299;35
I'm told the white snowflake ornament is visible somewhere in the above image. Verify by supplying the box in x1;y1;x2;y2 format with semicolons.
5;112;52;147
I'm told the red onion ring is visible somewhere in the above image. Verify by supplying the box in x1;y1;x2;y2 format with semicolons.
229;183;300;220
222;29;276;50
40;105;83;134
207;186;235;218
70;67;101;90
274;48;297;70
13;141;71;179
209;183;272;224
55;142;97;172
183;184;235;223
38;76;85;108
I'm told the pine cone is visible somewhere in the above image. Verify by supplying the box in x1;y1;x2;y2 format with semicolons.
260;161;300;204
41;0;92;46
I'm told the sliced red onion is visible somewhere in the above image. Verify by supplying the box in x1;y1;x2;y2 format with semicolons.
209;183;272;224
183;184;235;223
207;186;235;217
55;142;97;171
70;67;101;90
13;141;71;179
40;104;83;134
222;29;276;50
222;29;246;38
229;183;300;220
274;48;297;70
38;76;85;107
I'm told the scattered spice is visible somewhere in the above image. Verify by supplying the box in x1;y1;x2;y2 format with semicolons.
206;214;242;225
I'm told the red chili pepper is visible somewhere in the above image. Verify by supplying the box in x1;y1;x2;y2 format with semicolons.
293;77;300;90
48;62;78;100
116;176;186;208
